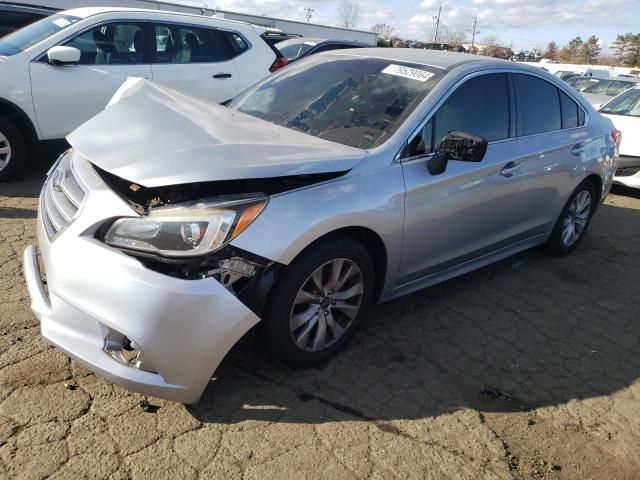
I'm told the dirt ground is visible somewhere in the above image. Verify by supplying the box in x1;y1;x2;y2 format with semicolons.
1;154;639;480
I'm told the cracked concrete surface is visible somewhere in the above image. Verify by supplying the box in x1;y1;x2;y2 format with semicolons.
1;156;639;479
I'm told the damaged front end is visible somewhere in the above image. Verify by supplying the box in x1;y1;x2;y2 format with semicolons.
93;166;344;315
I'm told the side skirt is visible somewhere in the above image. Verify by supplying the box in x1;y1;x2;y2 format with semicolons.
378;233;550;304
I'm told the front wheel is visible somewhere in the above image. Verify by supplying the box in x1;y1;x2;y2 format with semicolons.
546;179;597;255
0;117;26;182
263;236;374;367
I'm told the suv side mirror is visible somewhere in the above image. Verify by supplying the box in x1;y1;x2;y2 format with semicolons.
428;131;488;175
47;46;81;65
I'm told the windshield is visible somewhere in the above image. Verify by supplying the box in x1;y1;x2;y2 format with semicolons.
600;89;640;117
230;55;445;149
0;14;81;56
276;40;316;61
584;79;637;96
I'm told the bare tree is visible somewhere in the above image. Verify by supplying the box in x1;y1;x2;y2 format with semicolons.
481;35;499;47
337;0;361;29
439;27;467;46
371;23;395;39
543;41;558;60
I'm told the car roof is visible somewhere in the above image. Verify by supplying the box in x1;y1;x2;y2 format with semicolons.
60;6;251;26
321;48;512;70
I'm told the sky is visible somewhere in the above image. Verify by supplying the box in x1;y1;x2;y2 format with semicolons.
189;0;640;52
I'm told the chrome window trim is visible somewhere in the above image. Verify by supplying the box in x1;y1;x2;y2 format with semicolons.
397;67;590;163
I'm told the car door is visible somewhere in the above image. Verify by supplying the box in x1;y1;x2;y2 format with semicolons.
513;73;592;235
399;73;526;284
149;23;239;103
29;21;151;140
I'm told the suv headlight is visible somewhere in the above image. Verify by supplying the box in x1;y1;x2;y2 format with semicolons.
103;196;267;257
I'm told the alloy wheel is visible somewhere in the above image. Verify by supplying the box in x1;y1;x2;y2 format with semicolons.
289;258;364;352
0;131;11;172
562;190;592;247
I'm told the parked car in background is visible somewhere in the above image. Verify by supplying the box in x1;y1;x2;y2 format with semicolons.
565;75;600;91
0;3;57;38
23;50;617;403
0;7;286;181
275;37;369;63
599;87;640;189
554;70;584;81
580;78;640;107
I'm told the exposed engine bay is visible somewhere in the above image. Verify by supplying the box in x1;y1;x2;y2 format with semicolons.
95;165;345;213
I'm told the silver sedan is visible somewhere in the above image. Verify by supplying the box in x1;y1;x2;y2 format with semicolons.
24;49;618;403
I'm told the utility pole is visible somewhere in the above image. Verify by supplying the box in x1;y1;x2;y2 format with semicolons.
433;5;442;43
470;15;478;53
304;7;314;23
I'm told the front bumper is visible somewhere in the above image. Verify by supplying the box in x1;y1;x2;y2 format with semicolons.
23;153;259;404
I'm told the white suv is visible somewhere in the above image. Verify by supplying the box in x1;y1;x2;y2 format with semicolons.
0;7;285;180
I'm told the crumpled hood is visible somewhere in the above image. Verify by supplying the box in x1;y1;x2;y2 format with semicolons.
67;79;366;187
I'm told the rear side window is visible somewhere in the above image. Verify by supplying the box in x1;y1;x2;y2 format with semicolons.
433;73;510;144
514;74;561;136
559;91;579;128
229;32;248;55
152;24;238;63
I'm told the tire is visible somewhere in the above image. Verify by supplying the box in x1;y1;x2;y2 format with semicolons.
0;116;26;182
263;236;375;367
545;179;597;256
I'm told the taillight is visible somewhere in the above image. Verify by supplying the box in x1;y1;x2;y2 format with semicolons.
612;129;622;147
269;57;288;73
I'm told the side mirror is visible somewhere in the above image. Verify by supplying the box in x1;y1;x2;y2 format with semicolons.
47;46;81;65
428;131;488;175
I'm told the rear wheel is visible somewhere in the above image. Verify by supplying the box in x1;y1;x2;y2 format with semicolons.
0;117;26;182
264;236;374;367
546;179;596;255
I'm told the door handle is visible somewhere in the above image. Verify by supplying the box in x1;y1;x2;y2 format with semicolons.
500;161;521;178
571;144;585;156
213;73;232;79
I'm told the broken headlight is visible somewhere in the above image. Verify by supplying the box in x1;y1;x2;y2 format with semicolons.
103;196;267;257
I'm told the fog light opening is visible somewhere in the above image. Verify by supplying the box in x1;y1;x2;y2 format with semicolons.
104;336;158;374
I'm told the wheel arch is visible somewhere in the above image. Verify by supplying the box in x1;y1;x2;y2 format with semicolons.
584;173;603;205
0;98;38;145
285;226;389;303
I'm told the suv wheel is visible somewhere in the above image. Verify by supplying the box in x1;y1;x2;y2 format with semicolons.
0;117;26;182
264;236;374;367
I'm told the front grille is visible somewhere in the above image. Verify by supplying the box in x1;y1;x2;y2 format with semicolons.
615;166;640;178
41;152;86;239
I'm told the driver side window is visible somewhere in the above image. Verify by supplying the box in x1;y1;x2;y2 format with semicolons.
407;73;510;158
65;22;144;65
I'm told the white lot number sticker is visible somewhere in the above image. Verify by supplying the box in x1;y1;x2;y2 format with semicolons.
381;64;434;82
52;18;71;28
